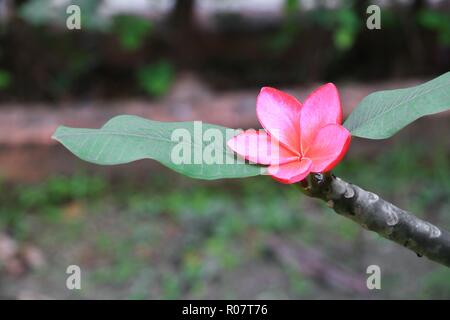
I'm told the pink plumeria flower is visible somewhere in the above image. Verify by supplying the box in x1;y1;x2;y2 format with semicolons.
227;84;351;184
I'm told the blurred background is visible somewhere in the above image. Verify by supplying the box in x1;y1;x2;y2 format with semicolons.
0;0;449;299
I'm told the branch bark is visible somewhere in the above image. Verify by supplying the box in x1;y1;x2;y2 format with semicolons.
299;173;450;268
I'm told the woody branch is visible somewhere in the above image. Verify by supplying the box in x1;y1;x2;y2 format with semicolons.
299;173;450;268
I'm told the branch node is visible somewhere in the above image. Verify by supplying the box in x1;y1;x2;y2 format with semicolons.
297;172;450;267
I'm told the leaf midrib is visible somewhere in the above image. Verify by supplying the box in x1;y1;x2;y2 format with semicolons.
54;129;214;151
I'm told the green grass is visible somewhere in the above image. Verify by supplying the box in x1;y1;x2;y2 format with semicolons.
0;141;449;299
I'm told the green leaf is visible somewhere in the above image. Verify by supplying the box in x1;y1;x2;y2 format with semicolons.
137;61;174;97
0;70;11;90
344;72;450;139
114;15;153;51
52;115;263;180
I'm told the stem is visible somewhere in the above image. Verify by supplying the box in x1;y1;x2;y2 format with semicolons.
298;173;450;268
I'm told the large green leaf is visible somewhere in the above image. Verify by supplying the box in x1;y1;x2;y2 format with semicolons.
52;115;264;180
344;72;450;139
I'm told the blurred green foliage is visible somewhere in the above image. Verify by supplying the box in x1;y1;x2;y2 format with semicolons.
17;174;105;208
269;0;301;52
20;0;109;30
1;140;449;298
421;268;450;299
2;1;447;101
113;15;153;51
0;69;11;90
19;0;63;26
1;0;448;299
50;50;95;97
333;7;360;51
309;5;360;51
0;174;105;236
137;60;175;97
270;1;361;53
418;10;450;46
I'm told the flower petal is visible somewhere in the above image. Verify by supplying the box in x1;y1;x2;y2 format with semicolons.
304;124;351;172
300;83;342;154
268;158;312;184
227;130;298;165
256;87;302;154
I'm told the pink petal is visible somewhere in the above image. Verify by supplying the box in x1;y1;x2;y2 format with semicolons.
268;158;312;184
227;130;298;165
256;87;302;154
300;83;342;154
304;124;351;173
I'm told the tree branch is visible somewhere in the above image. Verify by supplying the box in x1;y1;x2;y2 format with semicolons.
299;173;450;268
